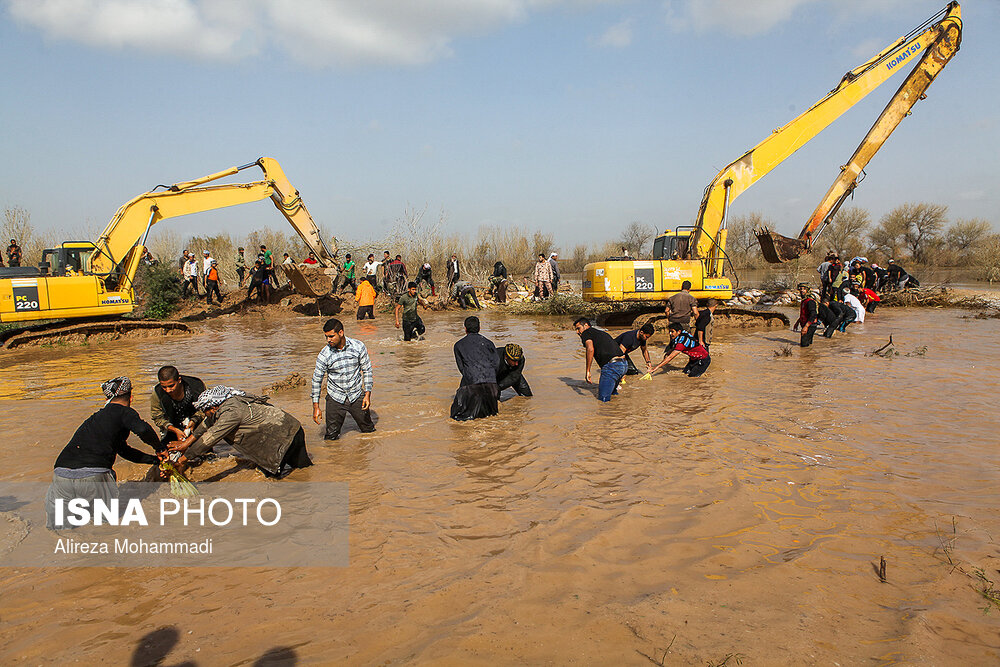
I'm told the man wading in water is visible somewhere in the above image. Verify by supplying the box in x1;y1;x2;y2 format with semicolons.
312;318;375;440
395;282;430;341
614;323;654;376
170;386;312;478
573;317;627;402
450;316;500;421
793;283;819;347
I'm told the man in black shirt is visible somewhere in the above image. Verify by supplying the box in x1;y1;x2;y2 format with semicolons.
574;317;627;402
694;298;718;350
496;343;532;397
450;316;500;420
150;365;206;445
247;259;268;302
614;323;654;375
46;377;164;529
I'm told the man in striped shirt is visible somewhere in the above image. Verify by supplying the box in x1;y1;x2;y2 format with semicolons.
311;318;375;440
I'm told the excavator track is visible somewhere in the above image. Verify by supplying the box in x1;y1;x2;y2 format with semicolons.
1;318;191;350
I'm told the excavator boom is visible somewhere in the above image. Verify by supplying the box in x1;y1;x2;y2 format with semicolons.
1;157;338;326
91;157;337;290
756;2;962;263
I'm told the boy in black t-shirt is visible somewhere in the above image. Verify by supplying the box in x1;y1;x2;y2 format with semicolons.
614;323;654;375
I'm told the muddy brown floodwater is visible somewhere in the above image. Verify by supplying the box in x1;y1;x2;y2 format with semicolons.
1;308;998;664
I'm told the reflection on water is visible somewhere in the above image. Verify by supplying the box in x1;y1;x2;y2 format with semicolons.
1;308;998;663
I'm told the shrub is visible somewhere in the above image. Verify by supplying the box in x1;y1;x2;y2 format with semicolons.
135;261;183;319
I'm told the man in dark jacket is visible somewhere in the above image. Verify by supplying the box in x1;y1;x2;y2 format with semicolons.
150;366;206;445
793;283;819;347
496;343;532;397
450;316;500;421
446;254;460;290
487;261;508;302
46;377;165;529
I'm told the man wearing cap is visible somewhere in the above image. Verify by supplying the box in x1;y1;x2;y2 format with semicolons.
548;253;561;295
533;253;553;300
169;386;312;478
496;343;532;397
45;377;165;529
415;262;435;296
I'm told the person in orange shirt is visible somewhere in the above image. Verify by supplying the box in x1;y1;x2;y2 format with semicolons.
205;259;223;305
356;276;377;320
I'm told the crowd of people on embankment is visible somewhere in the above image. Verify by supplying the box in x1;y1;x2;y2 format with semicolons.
170;245;566;313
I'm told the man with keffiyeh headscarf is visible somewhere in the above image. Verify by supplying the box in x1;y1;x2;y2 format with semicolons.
45;377;165;529
168;386;311;478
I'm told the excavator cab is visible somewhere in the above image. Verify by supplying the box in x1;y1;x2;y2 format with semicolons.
40;242;98;277
652;232;690;261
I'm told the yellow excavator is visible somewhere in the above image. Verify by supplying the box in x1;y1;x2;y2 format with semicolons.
0;157;337;345
583;2;961;304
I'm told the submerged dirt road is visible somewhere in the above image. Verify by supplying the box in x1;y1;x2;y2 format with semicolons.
1;308;998;664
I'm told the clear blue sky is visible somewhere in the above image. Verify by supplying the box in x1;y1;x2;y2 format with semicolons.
2;0;996;248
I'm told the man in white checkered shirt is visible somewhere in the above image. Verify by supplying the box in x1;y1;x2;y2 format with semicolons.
311;318;375;440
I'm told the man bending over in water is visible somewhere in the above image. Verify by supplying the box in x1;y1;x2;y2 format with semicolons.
496;343;532;397
46;377;165;529
574;317;627;402
614;323;654;375
649;323;711;378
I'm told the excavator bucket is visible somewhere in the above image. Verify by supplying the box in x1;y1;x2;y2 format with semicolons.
755;228;810;264
281;264;335;298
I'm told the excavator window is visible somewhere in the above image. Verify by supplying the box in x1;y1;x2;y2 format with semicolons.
652;235;688;261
